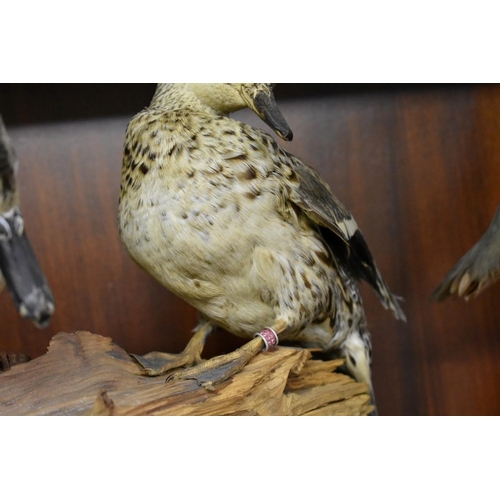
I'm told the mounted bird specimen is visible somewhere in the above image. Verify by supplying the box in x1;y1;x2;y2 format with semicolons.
0;116;55;328
119;84;405;404
433;206;500;301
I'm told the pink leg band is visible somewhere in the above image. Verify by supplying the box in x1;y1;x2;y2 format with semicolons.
254;327;279;351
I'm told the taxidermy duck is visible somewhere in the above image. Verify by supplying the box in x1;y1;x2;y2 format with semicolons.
0;116;55;328
433;206;500;300
119;84;405;400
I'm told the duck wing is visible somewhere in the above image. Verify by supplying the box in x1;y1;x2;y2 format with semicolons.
284;153;406;321
0;116;55;328
433;206;500;301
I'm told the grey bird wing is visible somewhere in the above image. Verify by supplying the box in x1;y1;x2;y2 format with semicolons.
285;154;406;321
433;206;500;301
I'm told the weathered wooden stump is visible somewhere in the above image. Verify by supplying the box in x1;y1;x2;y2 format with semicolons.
0;331;373;415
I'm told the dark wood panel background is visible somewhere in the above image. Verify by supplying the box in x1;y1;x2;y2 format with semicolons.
1;84;499;415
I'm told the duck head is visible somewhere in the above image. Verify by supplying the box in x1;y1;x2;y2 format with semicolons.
169;83;294;141
238;83;293;141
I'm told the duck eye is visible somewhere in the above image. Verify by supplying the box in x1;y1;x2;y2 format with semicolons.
0;217;12;241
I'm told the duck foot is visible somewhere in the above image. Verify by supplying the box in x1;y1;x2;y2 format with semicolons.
167;329;278;390
130;321;214;376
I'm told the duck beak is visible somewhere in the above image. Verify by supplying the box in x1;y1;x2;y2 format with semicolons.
245;87;293;141
0;211;55;328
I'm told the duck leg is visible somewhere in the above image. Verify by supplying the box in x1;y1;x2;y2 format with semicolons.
167;320;285;391
130;320;214;376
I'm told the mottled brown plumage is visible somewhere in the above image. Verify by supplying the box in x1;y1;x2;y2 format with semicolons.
119;84;404;396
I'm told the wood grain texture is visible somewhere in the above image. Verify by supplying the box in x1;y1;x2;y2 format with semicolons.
0;84;499;415
0;331;373;416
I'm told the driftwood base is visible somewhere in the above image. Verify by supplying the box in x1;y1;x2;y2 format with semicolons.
0;331;373;416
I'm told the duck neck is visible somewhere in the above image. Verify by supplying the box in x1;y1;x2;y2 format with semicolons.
150;83;223;117
0;129;18;213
